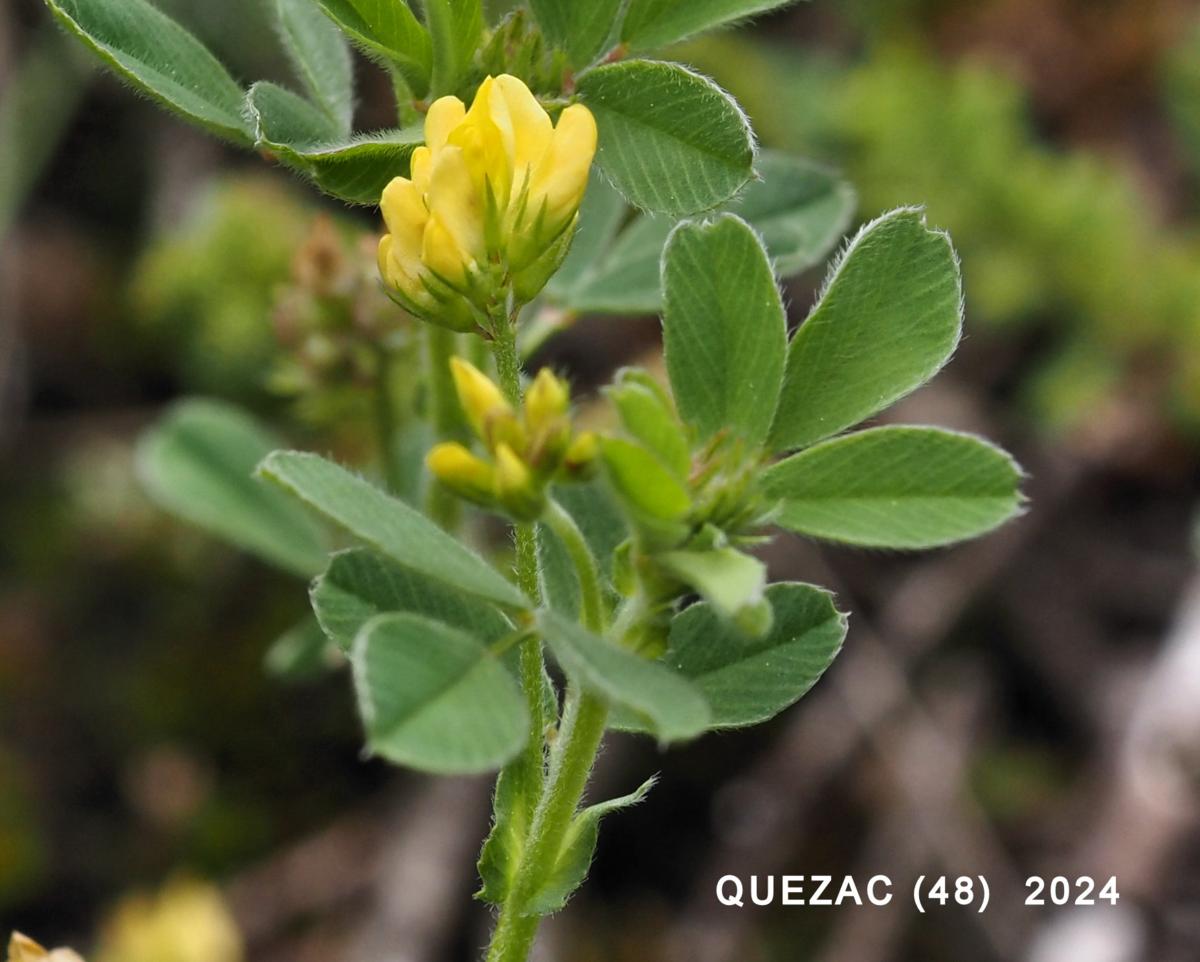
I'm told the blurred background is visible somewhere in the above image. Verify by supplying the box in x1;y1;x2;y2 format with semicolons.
4;0;1200;960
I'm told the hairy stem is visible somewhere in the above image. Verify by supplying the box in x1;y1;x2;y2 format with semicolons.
490;297;547;810
486;690;609;962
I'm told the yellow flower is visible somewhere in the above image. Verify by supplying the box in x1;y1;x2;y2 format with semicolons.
428;359;592;518
7;934;84;962
378;75;597;329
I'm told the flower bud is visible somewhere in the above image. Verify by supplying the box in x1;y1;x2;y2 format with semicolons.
450;357;514;442
561;431;598;479
426;442;497;506
524;368;570;430
494;443;544;521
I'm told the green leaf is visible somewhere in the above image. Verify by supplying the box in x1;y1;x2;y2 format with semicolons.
621;0;799;51
258;451;529;609
137;400;328;578
247;82;423;204
663;214;786;448
0;27;90;238
762;426;1025;549
264;616;340;680
352;613;527;773
538;521;583;620
667;582;846;727
526;775;657;915
658;547;767;628
736;152;856;277
276;0;355;134
477;762;538;904
249;80;342;144
556;152;854;315
537;482;627;620
556;212;669;314
576;60;755;216
769;208;963;452
606;372;690;479
311;548;512;650
538;611;710;743
599;437;691;545
530;0;622;67
544;173;628;302
315;0;432;96
423;0;483;95
43;0;253;144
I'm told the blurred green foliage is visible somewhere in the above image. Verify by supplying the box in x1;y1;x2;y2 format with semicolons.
1164;17;1200;190
684;36;1200;434
128;177;320;401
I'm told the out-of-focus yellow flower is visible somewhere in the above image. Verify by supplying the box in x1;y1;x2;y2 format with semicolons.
94;879;242;962
7;933;84;962
426;359;596;519
379;74;597;331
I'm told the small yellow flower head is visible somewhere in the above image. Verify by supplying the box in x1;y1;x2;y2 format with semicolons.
378;75;597;329
430;359;592;518
426;442;496;505
8;934;84;962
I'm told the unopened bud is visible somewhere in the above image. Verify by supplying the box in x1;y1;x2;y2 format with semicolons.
524;368;570;430
450;358;513;443
426;442;496;505
494;443;543;521
562;431;599;479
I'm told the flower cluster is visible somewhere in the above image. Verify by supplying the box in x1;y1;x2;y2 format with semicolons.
378;74;597;332
426;359;596;520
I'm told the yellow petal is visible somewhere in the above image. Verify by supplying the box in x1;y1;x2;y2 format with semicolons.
410;146;432;197
422;216;471;288
426;442;496;503
424;96;466;155
494;74;553;191
529;104;597;228
450;358;512;439
562;431;599;478
453;76;513;204
380;176;428;263
495;442;532;488
524;367;569;429
376;234;394;282
424;145;485;278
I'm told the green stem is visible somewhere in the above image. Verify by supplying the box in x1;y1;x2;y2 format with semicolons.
485;302;613;962
489;295;548;834
486;690;609;962
424;325;462;529
543;498;606;633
